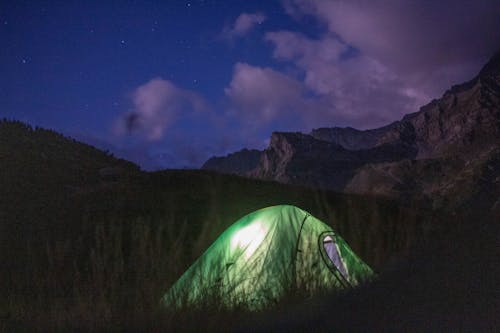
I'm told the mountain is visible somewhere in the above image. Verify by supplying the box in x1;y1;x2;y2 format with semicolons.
202;53;500;211
310;122;399;150
345;53;500;210
202;148;261;174
248;131;416;190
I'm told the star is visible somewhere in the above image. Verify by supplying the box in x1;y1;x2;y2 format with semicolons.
21;58;27;64
186;2;191;7
120;40;126;45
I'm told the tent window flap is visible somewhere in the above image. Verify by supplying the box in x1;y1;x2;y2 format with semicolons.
323;235;348;279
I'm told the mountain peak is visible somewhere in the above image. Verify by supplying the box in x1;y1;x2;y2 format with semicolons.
479;51;500;77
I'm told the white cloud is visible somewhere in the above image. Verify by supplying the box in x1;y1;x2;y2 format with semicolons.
265;31;423;129
224;62;304;125
261;0;500;130
223;12;266;39
285;0;500;98
266;31;347;95
115;78;207;141
255;0;500;131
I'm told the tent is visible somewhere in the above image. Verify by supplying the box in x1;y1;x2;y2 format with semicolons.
162;205;374;310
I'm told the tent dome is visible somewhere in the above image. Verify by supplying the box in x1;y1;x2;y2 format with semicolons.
162;205;373;310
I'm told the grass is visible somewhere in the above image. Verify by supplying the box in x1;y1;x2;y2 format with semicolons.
1;174;435;331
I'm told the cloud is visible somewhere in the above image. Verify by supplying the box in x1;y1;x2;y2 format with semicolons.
286;0;500;98
114;78;207;141
266;31;347;95
259;0;500;129
224;62;305;125
222;12;266;39
265;31;422;129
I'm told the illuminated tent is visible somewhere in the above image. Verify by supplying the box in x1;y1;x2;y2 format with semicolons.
161;205;374;310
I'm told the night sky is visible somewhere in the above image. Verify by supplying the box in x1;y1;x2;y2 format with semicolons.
1;1;499;169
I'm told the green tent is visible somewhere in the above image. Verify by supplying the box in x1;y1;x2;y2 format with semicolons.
162;205;374;310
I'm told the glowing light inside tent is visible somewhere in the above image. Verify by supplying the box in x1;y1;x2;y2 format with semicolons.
230;220;268;259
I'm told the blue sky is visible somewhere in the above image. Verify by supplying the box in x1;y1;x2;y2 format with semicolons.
1;0;499;169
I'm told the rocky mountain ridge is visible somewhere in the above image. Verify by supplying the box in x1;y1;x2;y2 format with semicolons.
310;122;399;150
202;148;261;174
202;53;500;211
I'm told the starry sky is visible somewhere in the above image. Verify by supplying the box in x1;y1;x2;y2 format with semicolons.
1;0;499;169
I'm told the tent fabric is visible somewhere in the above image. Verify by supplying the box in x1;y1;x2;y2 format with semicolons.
162;205;374;310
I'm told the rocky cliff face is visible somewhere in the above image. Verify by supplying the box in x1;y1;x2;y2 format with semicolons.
383;53;499;156
202;53;500;211
250;132;357;188
344;53;500;210
250;131;417;190
407;63;499;159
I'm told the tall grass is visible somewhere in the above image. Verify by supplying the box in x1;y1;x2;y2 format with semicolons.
1;170;435;331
